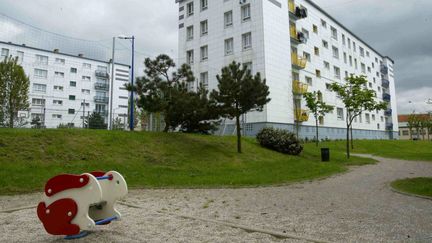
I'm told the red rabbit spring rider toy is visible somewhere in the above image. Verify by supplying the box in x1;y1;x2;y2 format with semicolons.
37;171;128;239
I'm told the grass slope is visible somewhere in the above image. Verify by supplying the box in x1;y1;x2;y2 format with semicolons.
318;140;432;161
0;129;374;195
391;178;432;198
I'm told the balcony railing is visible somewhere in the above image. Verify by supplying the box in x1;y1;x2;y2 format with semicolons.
291;52;307;69
289;0;295;13
94;96;109;103
382;79;390;88
384;109;392;116
95;70;110;79
94;82;109;91
380;64;388;75
386;123;394;131
93;109;108;117
293;80;308;95
290;26;298;40
288;0;307;19
295;109;309;122
383;93;391;102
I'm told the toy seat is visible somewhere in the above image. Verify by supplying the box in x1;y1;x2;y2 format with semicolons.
37;171;127;239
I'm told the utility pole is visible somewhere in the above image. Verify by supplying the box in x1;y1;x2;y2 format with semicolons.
82;99;85;128
129;36;135;131
109;37;116;130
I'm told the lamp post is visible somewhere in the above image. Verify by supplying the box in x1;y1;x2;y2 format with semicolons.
118;35;135;131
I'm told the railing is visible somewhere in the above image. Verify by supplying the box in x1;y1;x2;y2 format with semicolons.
383;93;391;102
293;80;308;95
382;79;390;88
94;82;109;90
93;109;108;116
384;109;392;116
386;123;394;131
95;70;110;79
295;109;309;122
291;52;307;69
380;64;388;75
290;26;298;40
288;0;295;13
94;96;109;103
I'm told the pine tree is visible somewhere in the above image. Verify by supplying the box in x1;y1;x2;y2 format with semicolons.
211;61;270;153
0;56;30;128
85;112;107;129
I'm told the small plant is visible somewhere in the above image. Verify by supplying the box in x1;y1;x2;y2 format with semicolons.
256;127;303;155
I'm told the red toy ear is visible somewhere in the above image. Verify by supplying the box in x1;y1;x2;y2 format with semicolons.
90;171;106;177
37;199;80;236
44;174;89;197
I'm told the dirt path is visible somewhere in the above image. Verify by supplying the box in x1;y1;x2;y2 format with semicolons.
1;156;432;242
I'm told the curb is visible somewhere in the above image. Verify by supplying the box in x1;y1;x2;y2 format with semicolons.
390;187;432;201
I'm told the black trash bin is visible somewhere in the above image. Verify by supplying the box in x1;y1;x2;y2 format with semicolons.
321;148;330;162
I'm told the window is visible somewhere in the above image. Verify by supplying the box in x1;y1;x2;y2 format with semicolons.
402;130;409;136
70;81;77;87
200;45;208;61
224;11;233;27
322;40;328;48
53;85;63;91
349;56;353;66
361;63;366;73
332;46;339;59
200;72;208;89
314;47;319;56
303;52;311;62
345;71;349;78
33;83;47;93
365;114;371;124
70;67;77;73
306;76;312;85
52;114;62;119
82;89;90;94
353;42;357;52
187;2;194;16
319;116;324;125
323;61;330;69
200;0;208;11
331;27;338;40
343;52;347;64
225;38;234;55
342;34;346;45
360;47;365;57
32;98;45;106
241;4;251;21
68;109;75;114
325;83;331;90
334;66;341;79
83;63;91;69
1;48;9;59
186;26;194;40
35;55;48;65
321;19;327;28
337;108;344;120
312;25;318;34
55;58;65;65
200;20;208;36
315;69;321;78
187;50;194;64
372;114;376;121
55;71;64;78
242;32;252;50
348;38;351;49
302;29;309;39
82;76;91;81
354;58;358;69
53;100;63;105
16;51;24;62
367;66;371;73
366;51;370;57
368;82;372;88
34;69;48;78
243;62;252;73
69;95;76;101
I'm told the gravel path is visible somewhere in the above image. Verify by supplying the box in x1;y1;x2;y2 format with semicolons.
1;156;432;242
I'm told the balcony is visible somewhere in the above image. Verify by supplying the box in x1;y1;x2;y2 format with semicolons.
95;70;110;79
292;80;308;95
382;79;390;88
291;52;307;69
380;64;388;75
386;123;394;131
290;26;306;44
94;96;109;103
93;109;108;117
295;109;309;122
288;0;307;20
384;109;392;116
94;82;109;91
383;93;391;102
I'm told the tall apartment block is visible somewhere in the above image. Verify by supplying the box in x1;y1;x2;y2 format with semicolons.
0;41;130;129
176;0;398;139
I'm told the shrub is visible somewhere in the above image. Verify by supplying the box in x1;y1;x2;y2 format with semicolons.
256;127;303;155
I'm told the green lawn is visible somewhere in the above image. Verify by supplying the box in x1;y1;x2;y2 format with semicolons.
391;178;432;198
317;140;432;161
0;129;375;195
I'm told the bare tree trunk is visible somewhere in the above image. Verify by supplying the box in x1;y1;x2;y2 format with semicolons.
315;117;319;147
346;123;350;159
350;126;354;150
236;114;242;153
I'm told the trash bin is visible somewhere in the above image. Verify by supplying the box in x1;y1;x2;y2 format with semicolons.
321;148;330;162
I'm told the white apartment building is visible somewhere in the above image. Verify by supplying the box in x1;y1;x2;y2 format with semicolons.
176;0;398;139
0;41;131;129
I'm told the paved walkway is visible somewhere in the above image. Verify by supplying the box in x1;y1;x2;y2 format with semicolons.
1;156;432;242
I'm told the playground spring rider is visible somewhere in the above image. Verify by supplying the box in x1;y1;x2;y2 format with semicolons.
37;171;128;239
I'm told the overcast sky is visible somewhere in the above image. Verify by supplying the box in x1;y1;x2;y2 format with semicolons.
0;0;431;114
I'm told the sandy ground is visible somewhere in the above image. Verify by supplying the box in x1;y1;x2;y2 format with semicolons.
1;155;432;243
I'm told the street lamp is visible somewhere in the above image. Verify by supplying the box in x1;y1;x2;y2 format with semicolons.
118;35;135;131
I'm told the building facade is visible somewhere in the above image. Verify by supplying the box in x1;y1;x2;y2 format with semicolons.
176;0;398;139
398;114;431;140
0;41;130;129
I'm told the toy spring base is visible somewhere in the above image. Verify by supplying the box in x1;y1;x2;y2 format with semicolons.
64;231;89;240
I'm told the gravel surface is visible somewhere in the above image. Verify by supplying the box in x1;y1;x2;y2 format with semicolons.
1;156;432;242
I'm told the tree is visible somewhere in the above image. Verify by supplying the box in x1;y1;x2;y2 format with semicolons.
329;75;387;158
0;56;30;128
426;116;432;141
420;117;429;140
85;112;107;129
303;91;334;146
31;116;42;129
112;117;125;130
211;61;270;153
131;54;217;133
407;113;418;140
